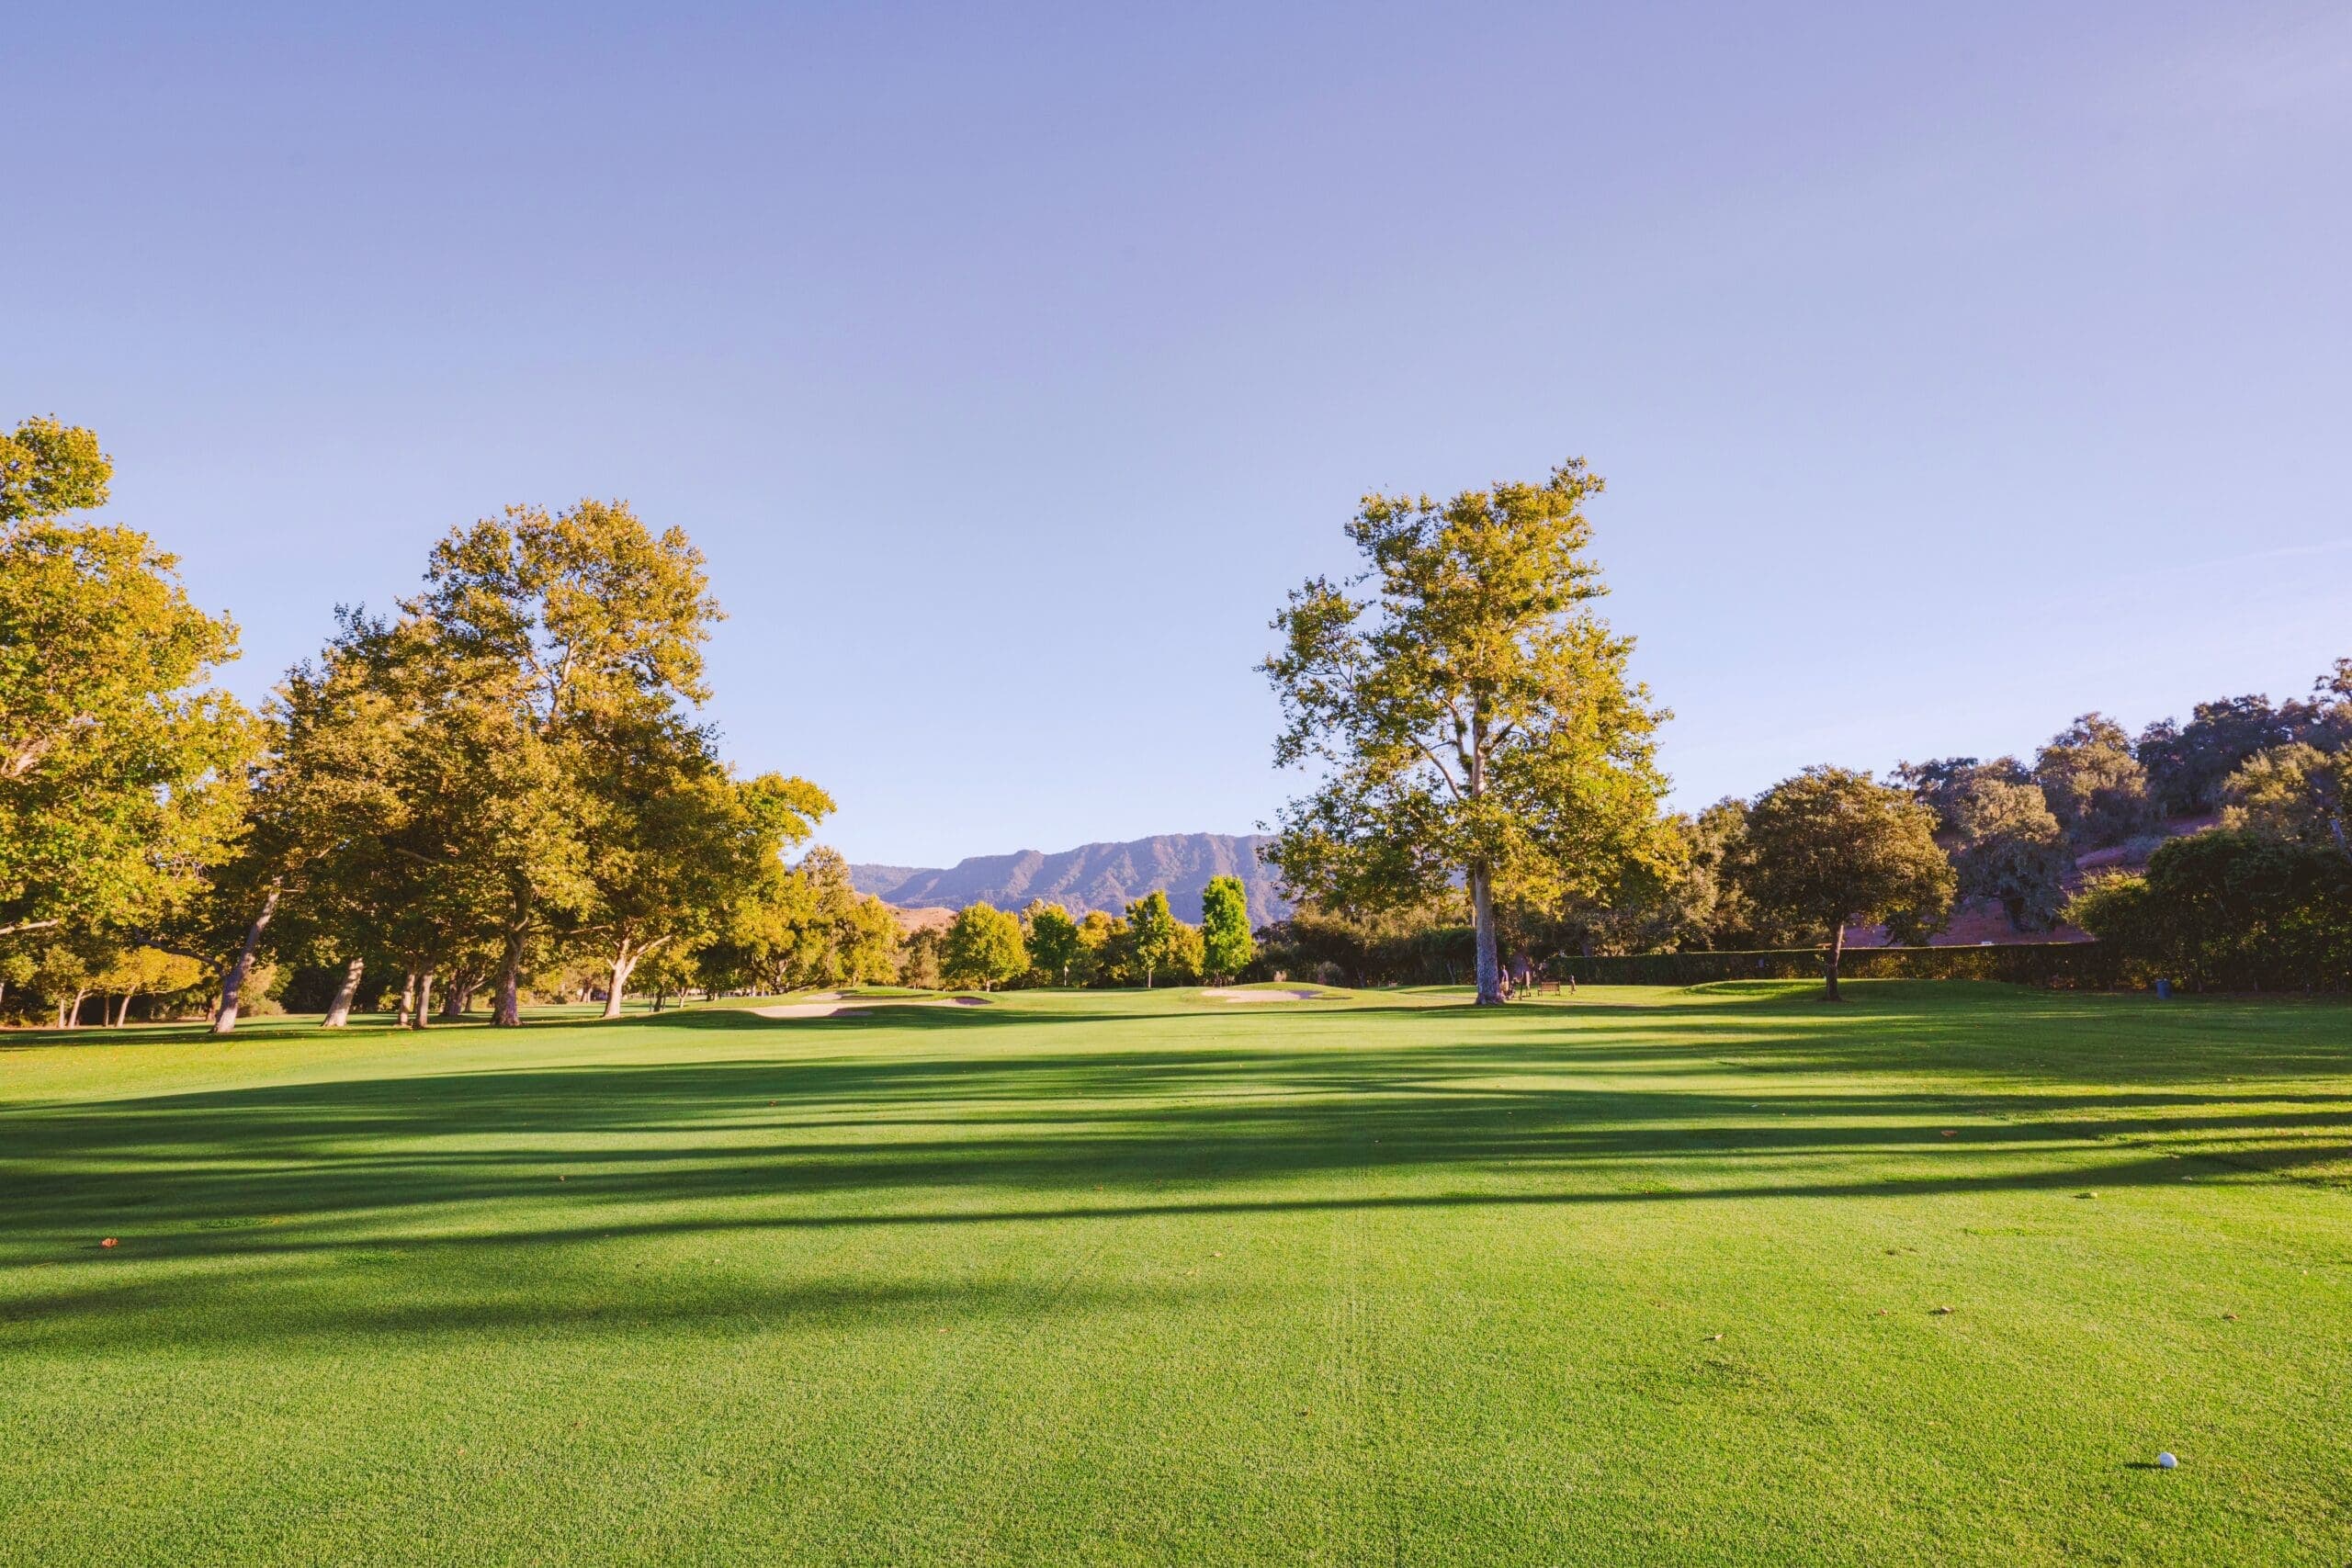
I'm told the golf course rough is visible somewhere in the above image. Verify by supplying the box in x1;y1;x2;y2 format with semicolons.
1;981;2345;1565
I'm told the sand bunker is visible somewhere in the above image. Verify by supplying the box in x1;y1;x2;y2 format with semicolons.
748;994;993;1021
1199;987;1325;1002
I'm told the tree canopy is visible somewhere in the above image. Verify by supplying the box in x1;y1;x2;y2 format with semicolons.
1734;767;1955;999
1948;777;2072;933
1264;460;1674;1004
943;903;1026;991
1124;890;1181;988
1199;874;1253;982
1023;901;1083;987
2034;715;2157;849
0;418;254;951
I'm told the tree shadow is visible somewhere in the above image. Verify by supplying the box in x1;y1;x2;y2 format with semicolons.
3;983;2345;1353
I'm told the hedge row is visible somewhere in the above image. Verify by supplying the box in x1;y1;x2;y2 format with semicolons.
1555;942;2134;989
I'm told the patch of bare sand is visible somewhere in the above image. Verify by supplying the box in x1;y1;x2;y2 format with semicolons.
1199;987;1324;1002
747;993;993;1021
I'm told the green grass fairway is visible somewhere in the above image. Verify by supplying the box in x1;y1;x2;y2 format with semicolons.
4;983;2347;1565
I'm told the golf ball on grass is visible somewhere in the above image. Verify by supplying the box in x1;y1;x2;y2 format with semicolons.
2156;1452;2178;1470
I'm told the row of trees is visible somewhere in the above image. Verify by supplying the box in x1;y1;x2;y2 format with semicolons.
1257;457;2351;998
908;878;1257;992
1894;681;2352;861
13;418;2341;1022
1266;761;1955;1000
3;412;1264;1031
3;414;924;1031
1269;723;2351;1000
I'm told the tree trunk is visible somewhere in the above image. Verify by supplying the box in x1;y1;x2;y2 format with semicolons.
492;923;526;1027
113;990;134;1027
413;971;435;1030
603;946;636;1021
1470;862;1503;1005
210;884;282;1036
397;969;418;1028
63;988;89;1030
1824;922;1847;1002
322;957;364;1028
441;980;469;1021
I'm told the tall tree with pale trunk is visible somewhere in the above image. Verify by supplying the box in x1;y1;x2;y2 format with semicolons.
1263;460;1675;1005
584;765;830;1017
209;614;415;1033
406;500;722;1026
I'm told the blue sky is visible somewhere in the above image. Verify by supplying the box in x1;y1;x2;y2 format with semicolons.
8;2;2347;865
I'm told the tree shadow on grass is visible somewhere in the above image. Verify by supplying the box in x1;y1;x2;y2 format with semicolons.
2;985;2345;1351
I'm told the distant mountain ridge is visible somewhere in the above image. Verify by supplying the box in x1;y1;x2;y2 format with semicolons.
851;833;1292;925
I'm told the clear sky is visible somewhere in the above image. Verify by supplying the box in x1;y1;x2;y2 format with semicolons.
8;2;2347;866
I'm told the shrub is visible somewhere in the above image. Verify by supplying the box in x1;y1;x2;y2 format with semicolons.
2066;830;2352;991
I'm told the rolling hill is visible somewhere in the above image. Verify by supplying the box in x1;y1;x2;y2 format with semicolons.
851;832;1292;925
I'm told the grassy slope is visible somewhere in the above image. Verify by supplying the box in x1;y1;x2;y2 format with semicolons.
1;983;2346;1566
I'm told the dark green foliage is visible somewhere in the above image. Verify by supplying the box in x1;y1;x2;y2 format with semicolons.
2068;830;2352;990
1250;905;1476;987
1555;942;2131;987
1123;890;1180;987
1021;901;1083;987
1949;778;2072;932
2136;695;2316;818
1888;756;2033;837
1732;767;1956;998
2035;714;2158;848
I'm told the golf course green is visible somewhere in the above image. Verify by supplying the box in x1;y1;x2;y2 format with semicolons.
3;982;2346;1565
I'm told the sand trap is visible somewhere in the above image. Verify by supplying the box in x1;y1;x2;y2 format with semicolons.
748;994;993;1021
1200;987;1325;1002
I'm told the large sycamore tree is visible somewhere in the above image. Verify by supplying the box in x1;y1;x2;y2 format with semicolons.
1263;460;1673;1004
584;766;831;1017
209;615;414;1033
407;500;721;1026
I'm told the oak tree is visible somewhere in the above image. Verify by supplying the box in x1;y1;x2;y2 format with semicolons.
1734;766;1955;999
1950;776;2074;932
